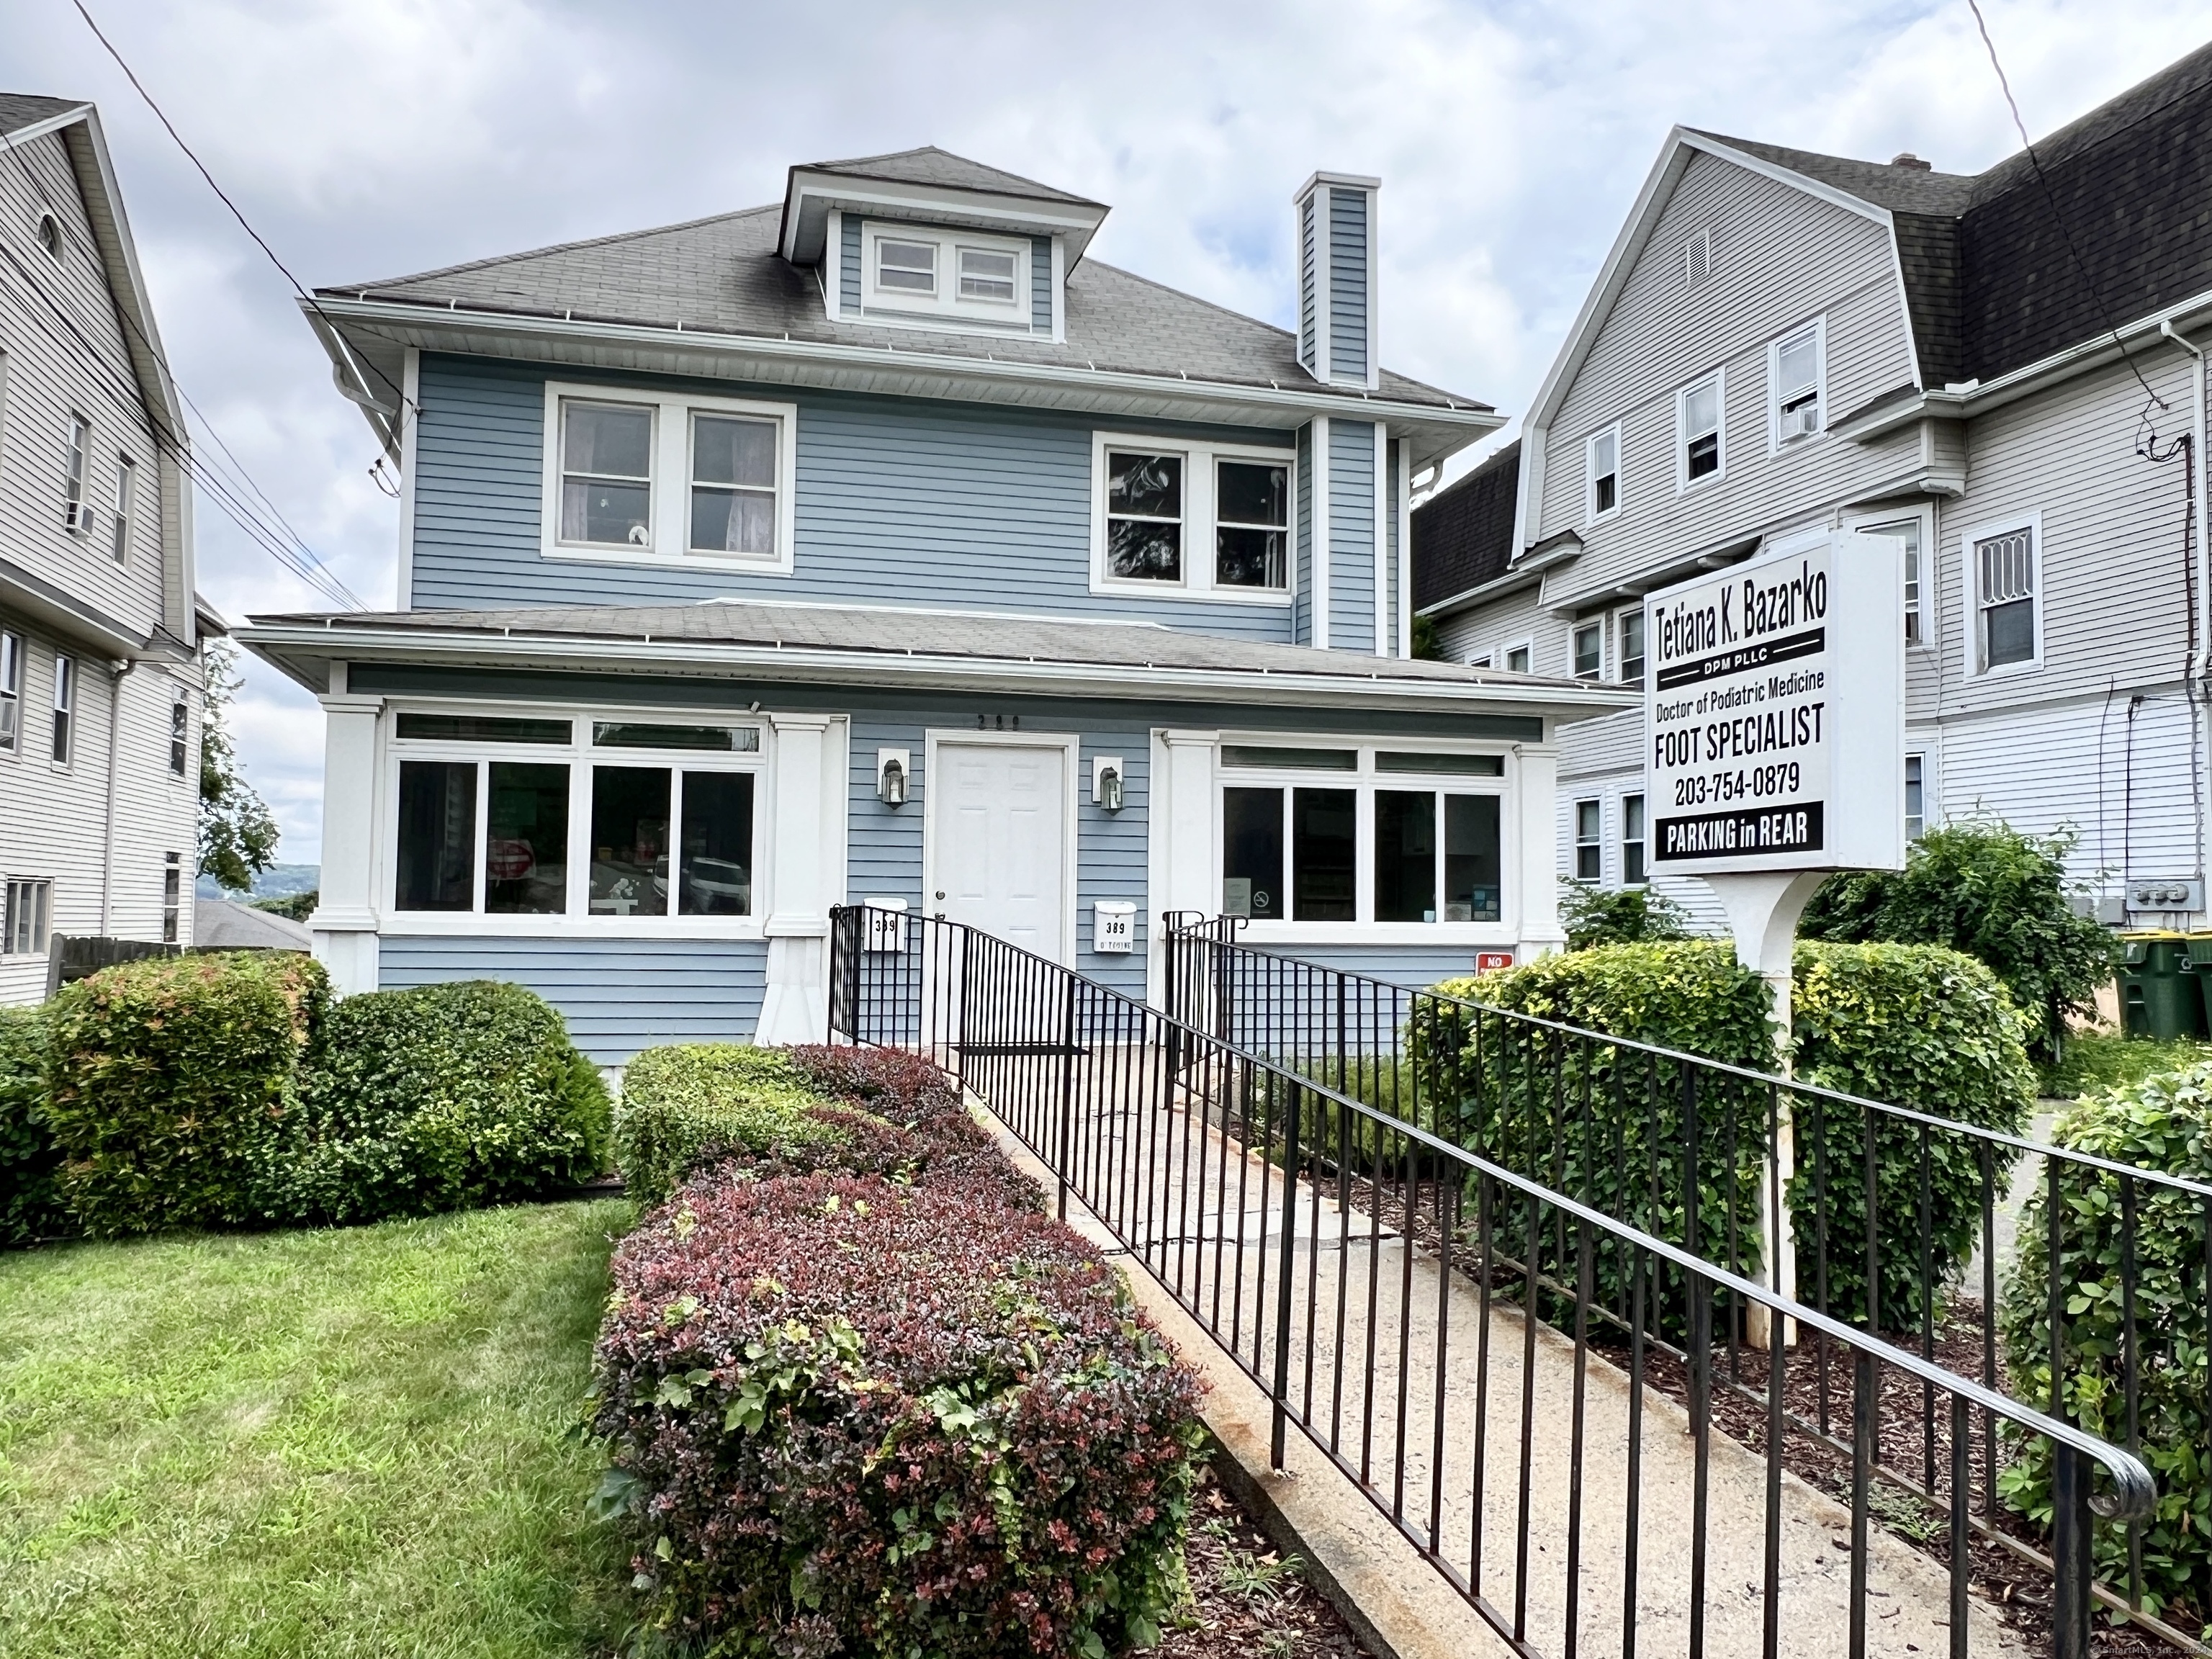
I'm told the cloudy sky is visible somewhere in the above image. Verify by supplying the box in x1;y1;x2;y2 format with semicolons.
6;0;2209;868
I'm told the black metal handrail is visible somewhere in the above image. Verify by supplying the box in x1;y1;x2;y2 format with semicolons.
1158;910;2212;1652
829;904;2156;1659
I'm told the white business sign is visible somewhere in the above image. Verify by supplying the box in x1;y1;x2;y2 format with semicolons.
1645;535;1905;876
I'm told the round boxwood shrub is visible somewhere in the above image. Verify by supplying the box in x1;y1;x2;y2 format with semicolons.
0;1005;63;1247
1999;1063;2212;1625
267;979;609;1225
593;1168;1203;1658
42;951;328;1237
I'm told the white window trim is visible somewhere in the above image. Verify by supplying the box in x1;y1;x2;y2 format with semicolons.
1584;421;1622;526
1767;317;1827;453
860;221;1037;334
2;877;53;956
1845;505;1936;652
1573;796;1604;882
50;651;74;770
1089;429;1297;605
1466;651;1493;669
111;455;136;563
1503;638;1534;675
0;629;20;759
379;699;774;938
1613;603;1646;686
1211;736;1519;945
539;381;798;575
1961;511;2044;678
1676;369;1725;493
1619;789;1648;887
1571;618;1605;681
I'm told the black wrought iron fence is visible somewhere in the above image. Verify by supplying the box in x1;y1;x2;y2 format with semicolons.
1157;911;2212;1653
829;904;2157;1659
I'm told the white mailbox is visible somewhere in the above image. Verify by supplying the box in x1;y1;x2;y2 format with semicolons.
860;896;908;952
1092;900;1136;954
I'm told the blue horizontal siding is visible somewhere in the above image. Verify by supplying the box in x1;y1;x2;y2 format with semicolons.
1328;187;1368;382
840;215;861;315
377;935;766;1064
1030;237;1052;333
1245;943;1498;991
411;354;1293;640
1328;419;1375;655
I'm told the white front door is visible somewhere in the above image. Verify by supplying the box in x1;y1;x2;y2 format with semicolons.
931;740;1068;960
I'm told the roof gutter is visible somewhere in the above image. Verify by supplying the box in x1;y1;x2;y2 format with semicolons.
303;295;1501;462
233;619;1637;721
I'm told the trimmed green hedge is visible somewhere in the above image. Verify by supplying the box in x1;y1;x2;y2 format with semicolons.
42;952;328;1237
1;1005;62;1246
268;979;611;1225
1999;1064;2212;1624
1419;940;2036;1324
611;1044;835;1207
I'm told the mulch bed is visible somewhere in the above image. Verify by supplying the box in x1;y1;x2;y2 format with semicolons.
1163;1461;1373;1659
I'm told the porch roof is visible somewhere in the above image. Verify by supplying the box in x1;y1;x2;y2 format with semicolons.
238;598;1636;722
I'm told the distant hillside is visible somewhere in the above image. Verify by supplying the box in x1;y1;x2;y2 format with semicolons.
195;862;320;902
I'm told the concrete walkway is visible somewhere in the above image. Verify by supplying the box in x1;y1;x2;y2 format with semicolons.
967;1053;2026;1658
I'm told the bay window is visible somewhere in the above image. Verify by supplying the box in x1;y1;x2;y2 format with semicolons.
1093;432;1295;601
389;709;763;927
543;382;795;571
1219;744;1507;929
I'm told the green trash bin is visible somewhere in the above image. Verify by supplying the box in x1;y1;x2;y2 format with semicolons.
2120;933;2206;1039
2184;937;2212;1036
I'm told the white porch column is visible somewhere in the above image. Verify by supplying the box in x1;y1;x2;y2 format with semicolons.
1514;742;1565;958
756;712;848;1045
310;685;384;997
1158;729;1220;922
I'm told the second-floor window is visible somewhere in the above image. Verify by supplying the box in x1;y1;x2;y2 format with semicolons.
51;654;74;765
1092;433;1293;601
1905;754;1926;841
860;223;1033;331
1505;642;1531;674
1770;321;1824;447
1586;424;1620;523
1573;620;1603;680
544;384;796;572
1855;515;1926;644
1678;372;1722;487
1616;607;1646;688
111;457;136;562
170;692;189;776
63;415;91;534
1972;518;2039;673
0;631;19;752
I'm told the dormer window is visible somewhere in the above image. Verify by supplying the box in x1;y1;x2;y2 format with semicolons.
860;222;1035;331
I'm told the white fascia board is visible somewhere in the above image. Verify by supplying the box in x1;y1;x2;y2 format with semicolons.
234;621;1638;720
781;174;1108;266
1293;170;1383;201
1416;543;1579;619
307;296;1502;453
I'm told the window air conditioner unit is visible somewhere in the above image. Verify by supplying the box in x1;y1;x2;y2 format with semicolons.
64;500;97;536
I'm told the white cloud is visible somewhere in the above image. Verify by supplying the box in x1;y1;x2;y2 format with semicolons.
5;0;2208;865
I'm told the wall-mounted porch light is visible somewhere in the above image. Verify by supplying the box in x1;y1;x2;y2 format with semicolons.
1092;755;1125;812
877;748;910;807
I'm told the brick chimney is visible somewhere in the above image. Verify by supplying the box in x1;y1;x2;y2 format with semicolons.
1890;152;1933;171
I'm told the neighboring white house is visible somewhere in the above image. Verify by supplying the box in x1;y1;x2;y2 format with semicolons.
0;94;207;1003
1415;44;2212;929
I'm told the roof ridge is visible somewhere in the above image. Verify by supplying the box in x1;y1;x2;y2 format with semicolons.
321;201;781;296
800;143;1100;206
1971;39;2212;204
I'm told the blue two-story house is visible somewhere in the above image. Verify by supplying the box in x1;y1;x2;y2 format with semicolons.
240;148;1629;1059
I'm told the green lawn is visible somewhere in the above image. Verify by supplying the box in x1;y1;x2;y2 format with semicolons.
0;1200;635;1659
2041;1030;2212;1100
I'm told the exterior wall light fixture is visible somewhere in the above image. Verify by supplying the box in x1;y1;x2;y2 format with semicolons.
1092;755;1125;812
877;748;910;807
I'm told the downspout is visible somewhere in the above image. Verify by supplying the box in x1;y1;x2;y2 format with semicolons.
2161;319;2210;904
99;658;135;935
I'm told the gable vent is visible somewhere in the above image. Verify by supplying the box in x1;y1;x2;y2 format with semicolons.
1685;228;1712;289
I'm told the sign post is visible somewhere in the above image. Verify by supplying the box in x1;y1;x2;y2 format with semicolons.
1645;534;1905;1346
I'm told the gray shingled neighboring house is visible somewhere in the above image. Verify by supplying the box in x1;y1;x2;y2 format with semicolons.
1417;44;2212;929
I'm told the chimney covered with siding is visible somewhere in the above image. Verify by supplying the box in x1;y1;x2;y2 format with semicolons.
1293;171;1380;391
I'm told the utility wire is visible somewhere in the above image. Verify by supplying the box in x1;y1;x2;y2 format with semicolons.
1964;0;2167;413
67;0;418;427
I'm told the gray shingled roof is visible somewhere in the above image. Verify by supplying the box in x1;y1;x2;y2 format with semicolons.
799;145;1102;207
0;94;86;136
1413;441;1519;613
247;597;1580;691
1691;40;2212;386
319;176;1480;413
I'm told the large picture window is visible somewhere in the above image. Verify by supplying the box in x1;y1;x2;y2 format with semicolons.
543;383;795;572
1093;432;1295;602
390;709;763;929
1219;744;1507;930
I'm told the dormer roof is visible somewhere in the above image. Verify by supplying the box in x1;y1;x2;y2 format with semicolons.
778;145;1110;266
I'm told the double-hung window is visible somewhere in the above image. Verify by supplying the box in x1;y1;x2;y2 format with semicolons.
1219;745;1507;928
162;855;181;944
3;878;50;956
1678;372;1722;486
1621;793;1647;885
1586;424;1621;523
1573;620;1604;680
390;710;765;927
1971;518;2039;672
1574;799;1602;880
1905;755;1926;842
1093;433;1294;601
0;631;19;752
170;692;189;776
63;414;91;534
111;457;135;562
1616;608;1646;688
544;384;795;571
1853;514;1926;644
1769;320;1824;447
50;655;73;765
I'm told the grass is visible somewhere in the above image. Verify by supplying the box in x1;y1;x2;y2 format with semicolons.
0;1199;635;1659
2041;1030;2212;1100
